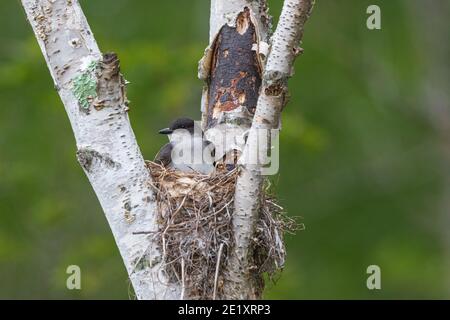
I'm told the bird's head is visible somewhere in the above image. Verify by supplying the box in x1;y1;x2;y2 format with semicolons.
159;117;197;136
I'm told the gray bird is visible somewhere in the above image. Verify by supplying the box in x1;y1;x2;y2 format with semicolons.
155;118;215;174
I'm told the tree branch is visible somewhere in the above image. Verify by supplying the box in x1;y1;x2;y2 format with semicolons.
20;0;180;299
226;0;315;299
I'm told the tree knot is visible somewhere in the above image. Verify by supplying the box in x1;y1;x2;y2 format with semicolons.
76;148;121;172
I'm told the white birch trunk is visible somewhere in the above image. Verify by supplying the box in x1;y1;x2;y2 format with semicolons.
227;0;315;298
209;0;271;43
20;0;180;300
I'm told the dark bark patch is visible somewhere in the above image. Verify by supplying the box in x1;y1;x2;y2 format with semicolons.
206;8;262;128
264;84;283;96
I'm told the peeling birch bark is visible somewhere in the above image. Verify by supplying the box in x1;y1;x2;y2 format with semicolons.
225;0;315;299
206;7;262;128
20;0;179;300
200;1;271;163
209;0;271;45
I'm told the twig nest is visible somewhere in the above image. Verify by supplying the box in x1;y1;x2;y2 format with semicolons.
162;176;209;199
146;161;298;299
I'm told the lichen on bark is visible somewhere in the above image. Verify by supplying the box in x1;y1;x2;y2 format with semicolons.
71;60;98;111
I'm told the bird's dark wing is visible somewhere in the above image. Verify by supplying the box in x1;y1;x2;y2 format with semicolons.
154;142;173;167
203;139;215;159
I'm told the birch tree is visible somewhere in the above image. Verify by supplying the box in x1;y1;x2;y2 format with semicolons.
21;0;314;299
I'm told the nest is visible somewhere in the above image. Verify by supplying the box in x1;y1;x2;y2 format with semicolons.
146;161;299;299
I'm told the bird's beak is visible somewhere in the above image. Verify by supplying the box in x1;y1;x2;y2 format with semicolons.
159;128;173;135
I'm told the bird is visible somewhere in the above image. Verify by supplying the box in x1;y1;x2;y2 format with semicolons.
155;117;215;174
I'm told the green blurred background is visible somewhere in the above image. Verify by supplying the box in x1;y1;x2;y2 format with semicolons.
1;0;449;299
